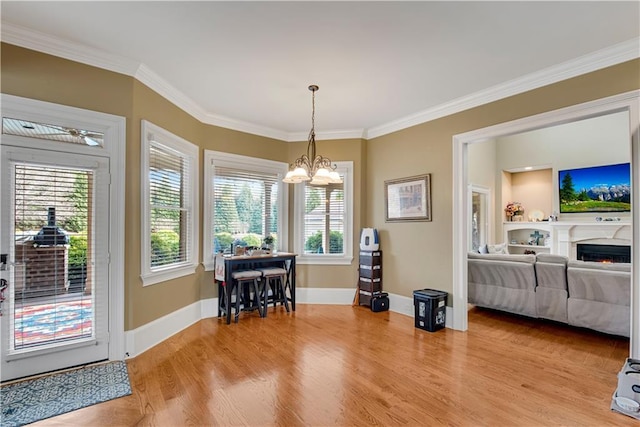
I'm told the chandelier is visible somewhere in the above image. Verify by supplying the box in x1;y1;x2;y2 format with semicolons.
283;85;343;185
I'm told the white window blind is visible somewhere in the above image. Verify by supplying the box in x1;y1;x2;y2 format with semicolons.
213;166;279;253
302;182;345;254
141;120;198;286
293;161;353;265
149;143;191;268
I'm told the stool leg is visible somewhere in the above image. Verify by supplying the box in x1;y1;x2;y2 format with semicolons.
277;276;290;313
260;277;268;317
234;281;242;323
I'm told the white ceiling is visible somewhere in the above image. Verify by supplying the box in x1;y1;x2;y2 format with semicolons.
1;1;639;141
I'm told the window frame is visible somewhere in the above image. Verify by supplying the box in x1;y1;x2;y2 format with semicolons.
293;161;354;265
202;150;289;271
140;120;199;286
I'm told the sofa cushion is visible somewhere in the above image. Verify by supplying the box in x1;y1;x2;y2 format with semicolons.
568;260;630;272
467;252;536;264
536;253;568;265
567;262;630;305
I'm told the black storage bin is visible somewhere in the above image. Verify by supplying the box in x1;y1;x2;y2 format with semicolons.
413;289;447;332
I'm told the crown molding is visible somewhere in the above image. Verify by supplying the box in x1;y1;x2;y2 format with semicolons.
366;37;640;139
287;129;366;142
1;22;140;76
3;22;638;142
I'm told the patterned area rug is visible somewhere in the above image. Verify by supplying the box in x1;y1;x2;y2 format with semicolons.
0;361;131;427
14;299;93;349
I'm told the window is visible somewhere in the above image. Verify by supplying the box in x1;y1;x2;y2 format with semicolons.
141;121;199;285
294;161;353;265
203;151;289;270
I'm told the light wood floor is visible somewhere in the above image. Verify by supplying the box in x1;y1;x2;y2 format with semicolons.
34;304;636;426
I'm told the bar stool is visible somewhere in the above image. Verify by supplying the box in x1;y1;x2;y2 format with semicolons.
257;267;290;315
231;270;264;322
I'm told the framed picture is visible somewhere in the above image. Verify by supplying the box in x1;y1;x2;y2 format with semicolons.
385;174;431;222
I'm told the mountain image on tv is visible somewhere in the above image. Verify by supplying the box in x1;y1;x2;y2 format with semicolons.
559;163;631;213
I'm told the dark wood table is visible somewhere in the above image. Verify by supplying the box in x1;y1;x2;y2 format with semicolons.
215;252;297;324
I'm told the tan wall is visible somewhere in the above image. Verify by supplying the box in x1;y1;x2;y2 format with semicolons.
366;59;640;302
509;169;553;222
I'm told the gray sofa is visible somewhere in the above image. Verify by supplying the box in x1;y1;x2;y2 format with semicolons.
467;252;630;337
467;252;537;318
567;260;630;337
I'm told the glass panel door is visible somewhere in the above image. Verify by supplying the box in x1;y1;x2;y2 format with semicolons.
1;147;110;381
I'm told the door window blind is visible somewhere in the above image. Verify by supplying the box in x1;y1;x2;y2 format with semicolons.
12;163;93;350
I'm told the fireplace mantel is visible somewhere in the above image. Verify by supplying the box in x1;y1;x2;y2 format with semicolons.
549;221;631;259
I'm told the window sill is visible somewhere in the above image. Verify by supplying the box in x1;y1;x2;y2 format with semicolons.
141;264;197;286
202;260;215;272
296;255;353;266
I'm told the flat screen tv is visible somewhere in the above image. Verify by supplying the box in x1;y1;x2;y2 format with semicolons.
558;162;630;213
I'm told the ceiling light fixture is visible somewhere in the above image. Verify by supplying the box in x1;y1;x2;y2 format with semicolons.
283;85;343;186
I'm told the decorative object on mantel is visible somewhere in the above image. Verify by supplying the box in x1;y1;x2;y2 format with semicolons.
283;85;343;186
596;216;622;222
528;209;544;222
504;201;524;221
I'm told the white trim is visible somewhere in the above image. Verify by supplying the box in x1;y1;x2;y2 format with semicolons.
294;287;357;304
140;120;200;286
452;91;639;358
288;129;366;142
124;291;452;358
1;22;140;77
3;22;637;142
294;161;354;265
125;298;206;358
202;150;289;271
0;95;127;373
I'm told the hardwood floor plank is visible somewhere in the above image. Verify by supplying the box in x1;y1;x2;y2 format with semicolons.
29;305;638;426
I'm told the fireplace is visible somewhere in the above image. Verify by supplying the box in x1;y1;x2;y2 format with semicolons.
576;243;631;263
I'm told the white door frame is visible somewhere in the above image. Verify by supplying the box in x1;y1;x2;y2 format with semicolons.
452;90;640;358
0;94;126;366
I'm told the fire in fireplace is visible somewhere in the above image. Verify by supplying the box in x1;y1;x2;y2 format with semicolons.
576;243;631;263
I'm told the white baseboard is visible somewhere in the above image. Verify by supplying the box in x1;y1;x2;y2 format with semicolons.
124;288;453;358
124;299;206;358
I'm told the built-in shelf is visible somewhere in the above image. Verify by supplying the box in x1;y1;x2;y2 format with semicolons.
501;220;631;258
503;222;551;254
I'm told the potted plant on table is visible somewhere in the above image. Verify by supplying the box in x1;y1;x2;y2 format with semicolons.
263;234;275;252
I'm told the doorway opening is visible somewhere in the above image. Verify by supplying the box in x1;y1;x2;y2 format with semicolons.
452;90;640;357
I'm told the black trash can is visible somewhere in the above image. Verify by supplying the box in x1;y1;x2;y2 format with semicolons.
413;289;448;332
